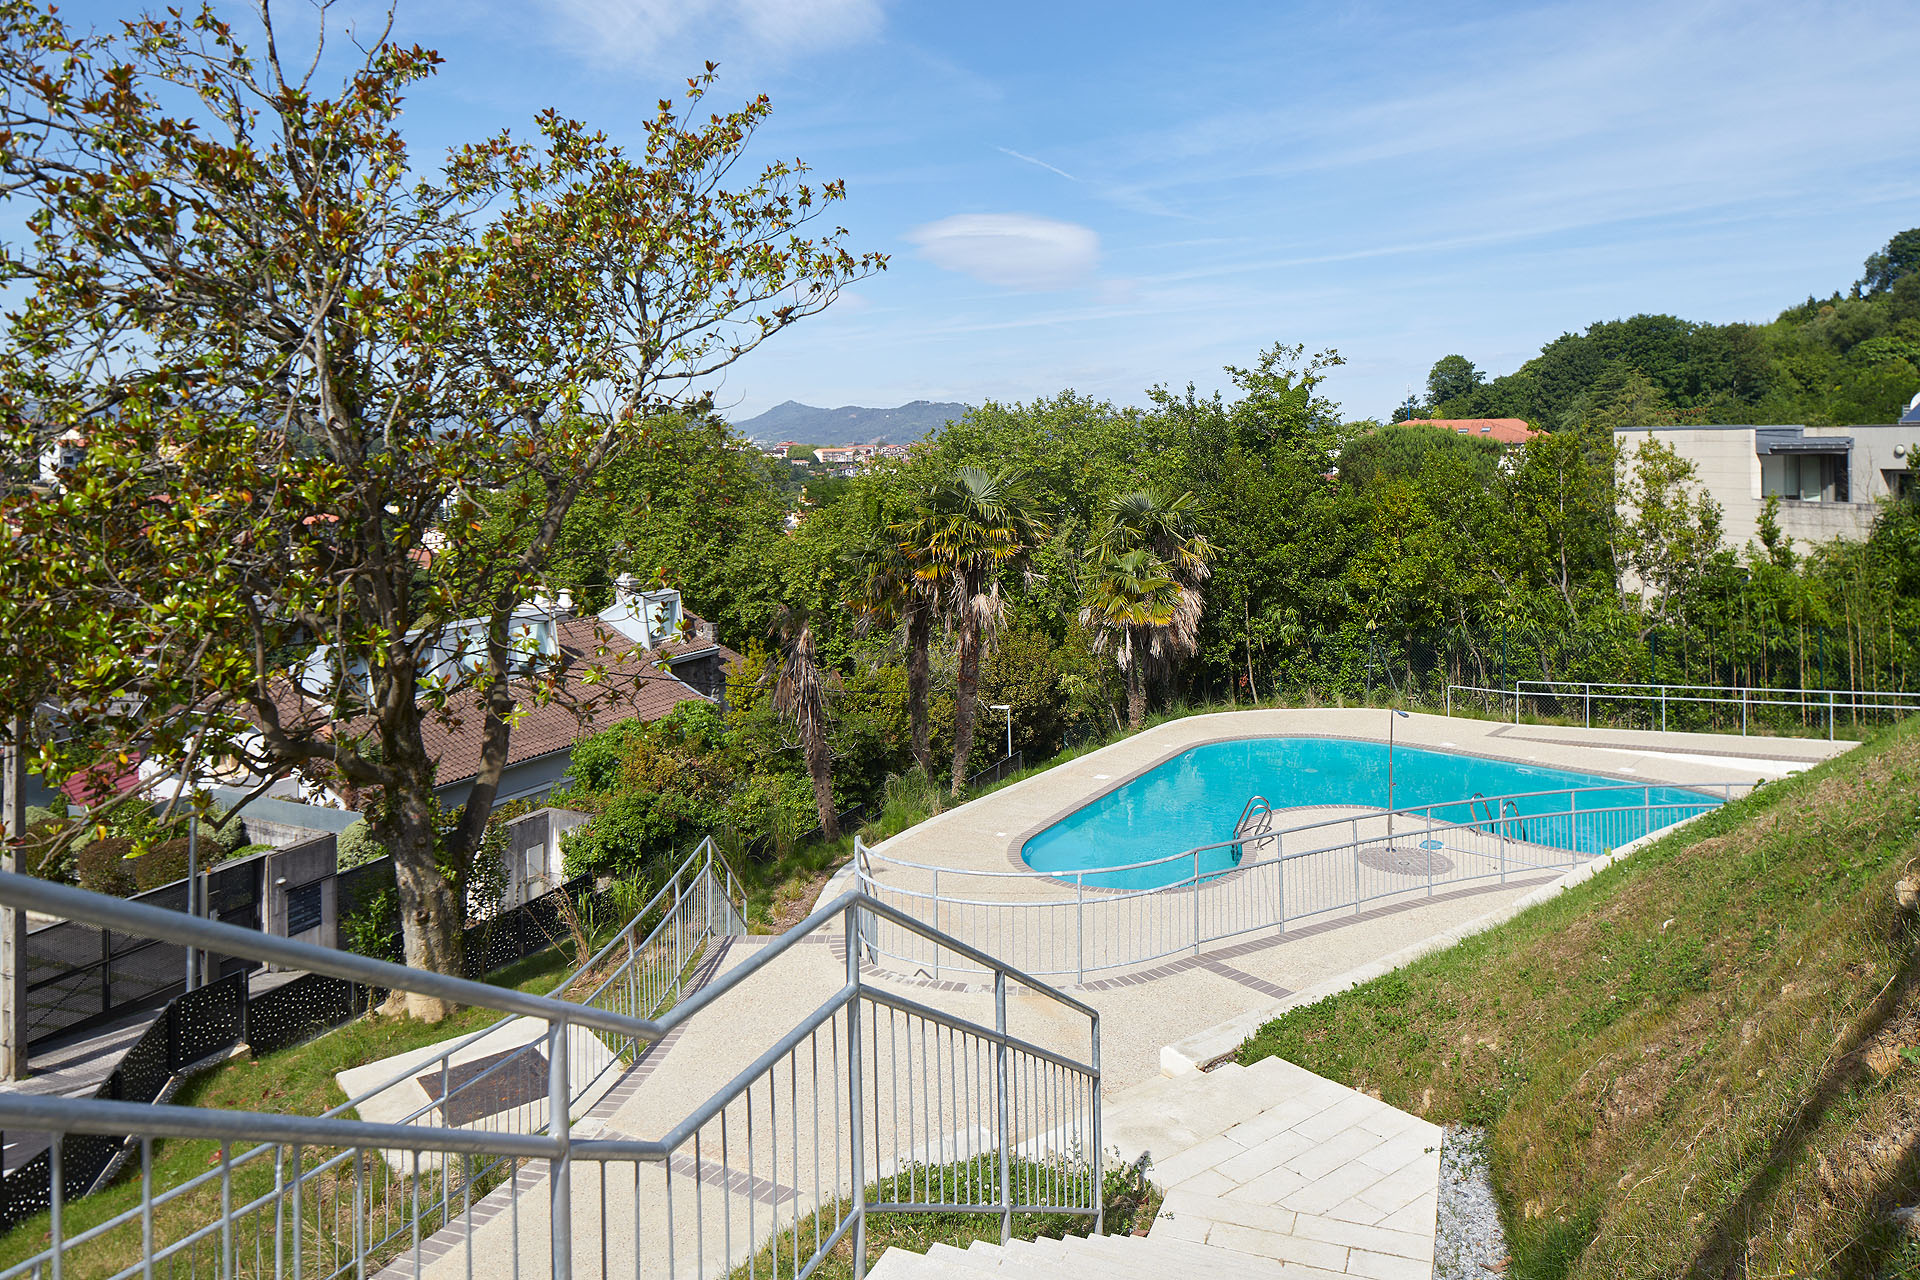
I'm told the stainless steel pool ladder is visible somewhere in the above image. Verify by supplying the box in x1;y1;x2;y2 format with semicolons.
1234;794;1276;859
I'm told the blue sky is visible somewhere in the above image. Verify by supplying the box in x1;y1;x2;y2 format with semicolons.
54;0;1920;422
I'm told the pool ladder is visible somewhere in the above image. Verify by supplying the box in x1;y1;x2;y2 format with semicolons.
1468;792;1528;842
1234;794;1276;861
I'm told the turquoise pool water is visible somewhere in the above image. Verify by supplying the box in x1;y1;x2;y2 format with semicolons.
1019;736;1718;890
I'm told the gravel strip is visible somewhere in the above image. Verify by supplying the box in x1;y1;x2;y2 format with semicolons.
1435;1124;1509;1278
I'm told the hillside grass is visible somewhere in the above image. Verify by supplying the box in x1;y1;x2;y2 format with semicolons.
1237;714;1920;1279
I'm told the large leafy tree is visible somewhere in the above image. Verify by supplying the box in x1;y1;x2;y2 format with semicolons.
894;466;1047;796
0;2;880;1013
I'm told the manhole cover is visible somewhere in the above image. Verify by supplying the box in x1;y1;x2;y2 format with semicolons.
1358;847;1455;877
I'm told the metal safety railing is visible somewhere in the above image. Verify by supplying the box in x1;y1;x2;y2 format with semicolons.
0;839;1099;1280
855;782;1750;983
1445;680;1920;739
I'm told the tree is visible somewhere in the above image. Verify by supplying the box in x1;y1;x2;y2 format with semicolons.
530;412;789;646
1426;355;1484;407
846;515;939;778
1617;436;1724;632
1859;228;1920;296
769;606;837;841
1086;489;1212;712
893;466;1047;796
1079;549;1197;728
0;4;880;1014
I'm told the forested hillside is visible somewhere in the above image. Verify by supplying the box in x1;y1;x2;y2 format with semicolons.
1405;228;1920;429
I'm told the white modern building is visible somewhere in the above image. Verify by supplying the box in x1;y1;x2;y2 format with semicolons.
1614;422;1916;557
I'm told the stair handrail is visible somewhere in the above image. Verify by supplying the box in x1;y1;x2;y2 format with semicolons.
0;859;1102;1280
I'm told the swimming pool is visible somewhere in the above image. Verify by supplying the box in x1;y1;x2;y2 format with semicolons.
1019;736;1719;890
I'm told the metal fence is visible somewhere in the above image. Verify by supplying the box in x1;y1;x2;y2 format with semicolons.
964;752;1025;794
22;852;268;1048
0;839;1100;1280
1445;680;1920;739
854;782;1750;983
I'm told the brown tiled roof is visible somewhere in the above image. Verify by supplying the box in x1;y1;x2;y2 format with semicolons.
1401;418;1539;446
420;616;739;787
267;613;739;791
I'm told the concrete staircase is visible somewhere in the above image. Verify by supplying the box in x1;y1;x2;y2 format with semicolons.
872;1055;1441;1279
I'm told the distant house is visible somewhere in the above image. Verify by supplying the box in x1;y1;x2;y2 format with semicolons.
1400;418;1539;447
1901;391;1920;425
1613;423;1916;559
203;584;739;817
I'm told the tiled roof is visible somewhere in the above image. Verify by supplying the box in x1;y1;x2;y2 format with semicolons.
270;613;739;791
1401;418;1539;445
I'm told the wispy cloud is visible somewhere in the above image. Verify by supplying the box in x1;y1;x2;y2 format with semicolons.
904;213;1101;291
534;0;884;71
996;146;1079;183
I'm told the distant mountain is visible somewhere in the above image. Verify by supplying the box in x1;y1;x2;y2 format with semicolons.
734;400;970;446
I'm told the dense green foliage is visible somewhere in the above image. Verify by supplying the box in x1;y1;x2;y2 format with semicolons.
1418;231;1920;430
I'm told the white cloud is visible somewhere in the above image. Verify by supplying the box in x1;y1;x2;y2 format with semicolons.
536;0;884;70
904;214;1100;291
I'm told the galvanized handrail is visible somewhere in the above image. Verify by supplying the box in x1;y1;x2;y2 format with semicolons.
1445;679;1920;737
0;850;1099;1280
855;782;1751;982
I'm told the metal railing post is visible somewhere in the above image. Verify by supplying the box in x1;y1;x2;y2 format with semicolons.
1090;1008;1103;1236
931;869;940;982
1192;851;1202;955
1351;817;1361;914
1075;874;1085;984
844;904;868;1278
1741;688;1748;735
548;1020;572;1280
994;969;1013;1245
1584;684;1591;728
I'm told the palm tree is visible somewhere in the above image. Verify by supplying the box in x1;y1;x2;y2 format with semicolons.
769;605;838;840
1086;490;1213;720
1080;549;1200;728
894;466;1048;796
846;524;940;779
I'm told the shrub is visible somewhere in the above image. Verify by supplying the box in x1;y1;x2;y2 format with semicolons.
130;837;192;890
74;837;136;896
336;819;390;870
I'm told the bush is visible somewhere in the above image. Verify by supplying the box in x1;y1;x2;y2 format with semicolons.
74;837;136;896
130;837;191;890
336;819;390;870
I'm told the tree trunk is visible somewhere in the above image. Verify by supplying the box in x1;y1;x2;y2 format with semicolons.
383;783;463;1022
950;617;982;797
806;723;839;841
1126;639;1147;729
906;601;933;778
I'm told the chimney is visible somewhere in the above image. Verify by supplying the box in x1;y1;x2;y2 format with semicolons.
613;572;640;605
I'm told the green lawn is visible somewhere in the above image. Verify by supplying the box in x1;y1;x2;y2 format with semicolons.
1237;715;1920;1278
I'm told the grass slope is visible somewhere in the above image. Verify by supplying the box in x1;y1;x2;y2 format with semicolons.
1238;717;1920;1279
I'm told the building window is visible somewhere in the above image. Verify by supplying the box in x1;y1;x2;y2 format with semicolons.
1761;452;1848;503
286;881;323;935
1888;469;1914;502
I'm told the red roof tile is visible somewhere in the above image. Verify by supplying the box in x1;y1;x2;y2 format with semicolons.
1401;418;1539;445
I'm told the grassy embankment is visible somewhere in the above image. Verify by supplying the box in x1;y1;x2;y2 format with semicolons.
1237;715;1920;1278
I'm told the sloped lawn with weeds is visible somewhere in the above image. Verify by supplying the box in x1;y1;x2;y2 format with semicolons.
1237;716;1920;1279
